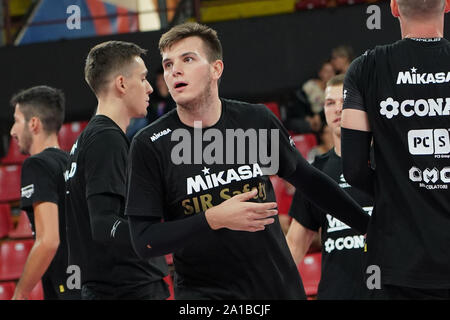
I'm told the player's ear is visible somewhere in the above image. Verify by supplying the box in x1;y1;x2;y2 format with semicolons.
115;75;126;94
28;117;40;134
211;59;224;81
390;0;400;17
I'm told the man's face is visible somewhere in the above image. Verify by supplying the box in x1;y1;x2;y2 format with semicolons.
123;56;153;118
161;36;215;107
331;55;349;73
324;84;344;137
10;104;32;155
318;63;335;83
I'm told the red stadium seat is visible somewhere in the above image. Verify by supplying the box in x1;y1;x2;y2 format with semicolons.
0;204;13;238
165;254;173;266
296;0;327;10
9;211;33;239
0;239;34;281
0;164;21;203
336;0;367;6
263;102;281;120
298;252;321;298
164;275;174;300
269;175;294;215
291;133;317;158
0;281;16;300
29;281;44;300
58;121;88;152
0;138;28;165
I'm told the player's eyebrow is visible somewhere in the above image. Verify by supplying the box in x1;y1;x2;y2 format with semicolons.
162;51;199;64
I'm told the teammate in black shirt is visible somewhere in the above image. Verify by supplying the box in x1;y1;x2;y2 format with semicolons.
125;22;370;299
342;0;450;299
286;75;373;299
65;41;169;299
9;86;79;300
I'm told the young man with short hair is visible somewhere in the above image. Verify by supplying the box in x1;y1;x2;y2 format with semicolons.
65;41;169;300
10;85;79;300
342;0;450;299
126;23;370;299
286;75;373;299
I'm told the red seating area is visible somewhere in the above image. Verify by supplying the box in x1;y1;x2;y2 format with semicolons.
0;280;43;300
291;133;317;158
0;121;88;300
0;165;21;203
1;138;28;165
8;211;33;239
0;204;13;239
298;252;322;298
58;121;88;152
0;239;34;281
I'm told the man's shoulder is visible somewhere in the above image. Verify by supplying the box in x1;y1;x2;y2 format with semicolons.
81;116;127;145
223;98;267;112
311;149;334;170
134;109;177;144
222;98;272;122
22;149;67;177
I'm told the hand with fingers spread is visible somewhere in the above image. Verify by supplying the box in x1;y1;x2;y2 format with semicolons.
205;189;278;232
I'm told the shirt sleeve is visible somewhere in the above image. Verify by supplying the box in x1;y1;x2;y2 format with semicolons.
20;157;58;210
289;189;321;232
84;129;128;199
262;105;302;178
343;53;367;112
125;136;165;218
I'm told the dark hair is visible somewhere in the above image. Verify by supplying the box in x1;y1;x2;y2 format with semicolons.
85;40;147;95
159;22;223;62
10;85;65;134
397;0;445;19
326;74;346;87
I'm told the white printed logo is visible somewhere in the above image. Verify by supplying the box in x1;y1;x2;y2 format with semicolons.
326;207;372;233
408;129;450;156
186;163;263;195
150;128;172;142
324;235;365;253
21;184;34;199
379;97;450;119
409;166;450;189
338;174;351;188
380;98;399;119
396;68;450;85
64;162;77;182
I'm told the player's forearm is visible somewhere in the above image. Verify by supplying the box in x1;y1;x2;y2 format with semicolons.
13;240;58;299
87;193;131;245
285;156;370;234
128;212;210;259
286;224;315;265
341;127;375;196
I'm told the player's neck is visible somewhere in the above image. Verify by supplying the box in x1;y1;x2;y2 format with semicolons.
176;95;222;128
29;134;60;156
400;17;444;39
96;98;131;133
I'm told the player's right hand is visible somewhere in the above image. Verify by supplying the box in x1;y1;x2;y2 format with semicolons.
205;189;278;232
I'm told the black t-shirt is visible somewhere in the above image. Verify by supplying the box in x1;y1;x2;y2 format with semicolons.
343;38;450;289
289;149;373;299
20;148;78;298
65;115;168;297
126;99;306;299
